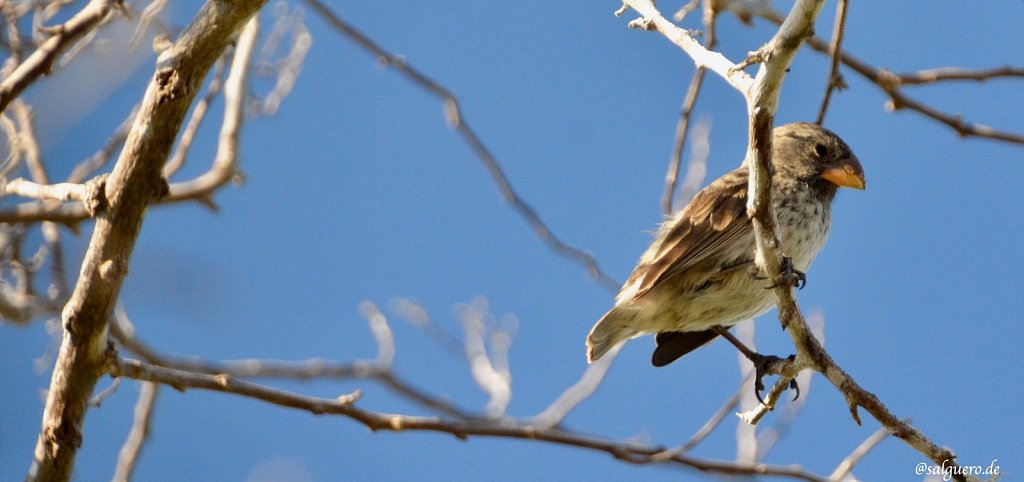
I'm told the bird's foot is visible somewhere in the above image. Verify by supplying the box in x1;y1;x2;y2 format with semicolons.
765;256;806;290
751;353;799;404
710;326;800;403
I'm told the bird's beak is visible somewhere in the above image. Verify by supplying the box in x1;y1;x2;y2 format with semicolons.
821;155;866;190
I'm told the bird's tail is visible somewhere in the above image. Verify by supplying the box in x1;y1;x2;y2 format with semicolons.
586;306;640;362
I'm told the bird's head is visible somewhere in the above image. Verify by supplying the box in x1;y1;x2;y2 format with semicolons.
773;122;866;192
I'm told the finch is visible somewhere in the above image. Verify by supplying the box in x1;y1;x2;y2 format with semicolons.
587;122;865;367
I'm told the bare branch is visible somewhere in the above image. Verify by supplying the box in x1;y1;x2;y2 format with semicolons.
737;2;965;478
109;304;480;421
654;373;748;460
359;301;395;369
67;105;138;184
112;357;362;412
166;16;258;204
129;0;168;48
663;70;708;215
676;118;712;206
618;0;753;94
392;297;466;360
662;1;717;215
111;381;158;482
627;0;968;477
457;298;512;419
752;8;1024;145
528;344;621;429
893;65;1024;85
814;0;848;125
162;55;227;179
27;3;268;480
302;0;619;291
111;357;827;481
828;425;888;481
0;0;121;113
255;4;311;116
3;177;104;210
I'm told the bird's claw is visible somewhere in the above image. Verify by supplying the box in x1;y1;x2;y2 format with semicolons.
764;256;806;290
752;353;798;405
789;378;801;401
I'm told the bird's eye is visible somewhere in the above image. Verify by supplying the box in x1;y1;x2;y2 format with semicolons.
814;144;829;157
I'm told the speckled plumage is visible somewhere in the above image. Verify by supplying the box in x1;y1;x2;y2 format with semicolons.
586;123;864;366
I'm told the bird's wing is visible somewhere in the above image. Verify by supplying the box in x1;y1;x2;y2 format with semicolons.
621;167;752;302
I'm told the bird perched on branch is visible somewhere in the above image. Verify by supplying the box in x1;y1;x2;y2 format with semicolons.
586;122;864;371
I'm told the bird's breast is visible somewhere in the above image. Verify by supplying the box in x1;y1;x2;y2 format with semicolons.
774;186;832;271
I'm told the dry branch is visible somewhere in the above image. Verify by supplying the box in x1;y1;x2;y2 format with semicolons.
26;3;268;480
302;0;619;291
109;355;826;482
752;7;1024;145
620;0;966;478
0;0;121;113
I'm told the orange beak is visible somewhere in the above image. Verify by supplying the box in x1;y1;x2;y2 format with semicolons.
821;156;866;190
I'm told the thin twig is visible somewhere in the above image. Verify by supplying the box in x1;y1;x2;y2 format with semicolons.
110;382;158;482
618;0;754;94
753;8;1024;145
391;297;466;360
109;304;479;421
67;104;139;183
162;55;227;179
662;0;717;215
457;298;511;419
302;0;619;291
113;358;363;412
527;343;621;429
165;16;258;205
894;65;1024;85
828;425;888;481
653;372;750;460
129;0;168;48
676;118;712;205
814;0;848;125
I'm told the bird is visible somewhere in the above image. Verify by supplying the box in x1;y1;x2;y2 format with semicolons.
586;122;865;368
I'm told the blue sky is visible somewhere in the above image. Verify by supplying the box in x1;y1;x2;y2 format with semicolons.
2;1;1022;480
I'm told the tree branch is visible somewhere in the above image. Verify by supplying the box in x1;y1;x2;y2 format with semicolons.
111;355;828;481
623;0;967;478
814;0;848;125
109;303;480;421
26;3;268;480
0;0;121;114
110;381;158;482
618;0;753;94
751;8;1024;145
662;0;717;215
303;0;619;291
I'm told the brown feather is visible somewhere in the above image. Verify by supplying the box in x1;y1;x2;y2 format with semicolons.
626;168;752;301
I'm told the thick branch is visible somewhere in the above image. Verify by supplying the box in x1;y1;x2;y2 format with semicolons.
26;2;268;480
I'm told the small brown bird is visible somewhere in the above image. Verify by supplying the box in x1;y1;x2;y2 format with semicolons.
587;122;865;367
